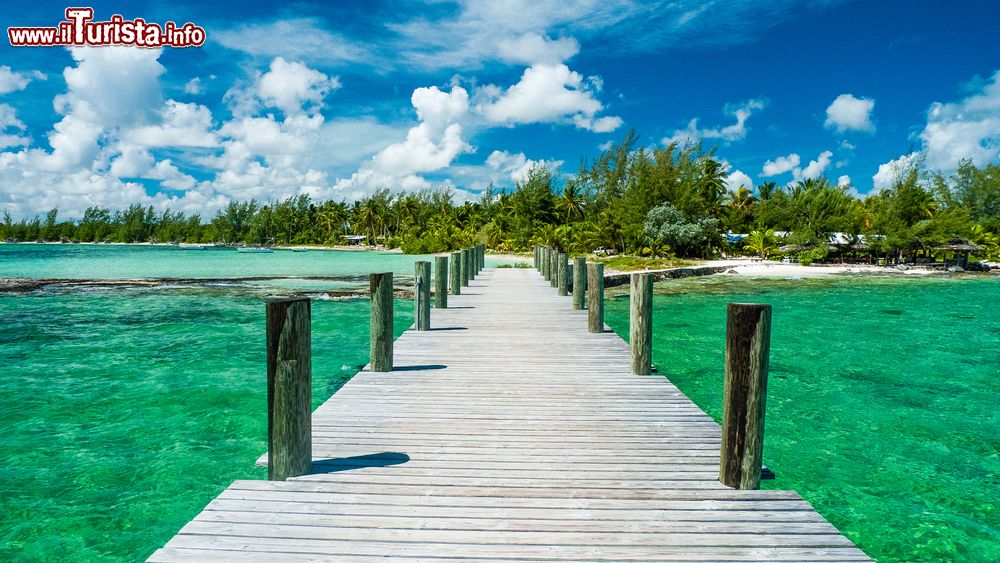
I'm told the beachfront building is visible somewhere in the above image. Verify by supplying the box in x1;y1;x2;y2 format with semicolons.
340;235;367;246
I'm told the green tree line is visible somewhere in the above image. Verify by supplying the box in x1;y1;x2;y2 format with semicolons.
3;131;998;261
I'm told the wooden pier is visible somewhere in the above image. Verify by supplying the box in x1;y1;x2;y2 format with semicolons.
150;262;868;561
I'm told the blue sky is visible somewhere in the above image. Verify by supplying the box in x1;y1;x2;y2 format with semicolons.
1;0;999;218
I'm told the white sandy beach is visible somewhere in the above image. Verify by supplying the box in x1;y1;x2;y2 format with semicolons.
486;252;952;278
701;259;941;277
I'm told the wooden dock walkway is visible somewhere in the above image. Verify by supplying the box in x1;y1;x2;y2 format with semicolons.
150;267;868;561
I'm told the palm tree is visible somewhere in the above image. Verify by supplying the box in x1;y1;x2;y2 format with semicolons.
757;182;778;202
970;224;999;260
698;158;727;214
556;182;586;222
726;186;756;211
393;195;420;232
744;229;778;258
317;202;348;242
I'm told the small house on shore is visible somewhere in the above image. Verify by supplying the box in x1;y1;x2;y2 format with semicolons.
340;235;367;246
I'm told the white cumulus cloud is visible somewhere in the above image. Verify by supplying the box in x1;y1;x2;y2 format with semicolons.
477;63;621;132
497;33;580;65
336;85;473;196
825;93;875;133
0;103;30;149
793;150;834;182
664;98;766;146
761;153;800;177
872;152;921;191
184;77;203;95
918;70;1000;170
0;66;45;95
486;149;563;182
724;169;754;191
257;57;340;115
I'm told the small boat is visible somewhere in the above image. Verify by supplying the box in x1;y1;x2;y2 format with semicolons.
180;244;207;250
291;248;309;253
237;247;274;254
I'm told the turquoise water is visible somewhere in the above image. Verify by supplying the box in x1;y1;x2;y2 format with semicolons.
1;290;414;561
0;247;431;561
605;275;1000;562
3;245;997;561
0;243;509;280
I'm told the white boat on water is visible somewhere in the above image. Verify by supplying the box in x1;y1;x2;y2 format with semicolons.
237;247;273;254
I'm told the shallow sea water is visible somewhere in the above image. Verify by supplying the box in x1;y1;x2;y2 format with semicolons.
605;274;1000;561
2;244;997;561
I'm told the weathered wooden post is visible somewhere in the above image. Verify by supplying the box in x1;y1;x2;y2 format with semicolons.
266;297;312;481
630;273;653;375
573;257;587;309
461;248;471;286
434;256;448;308
480;245;485;272
719;303;772;490
550;251;559;288
587;262;604;333
449;251;461;295
414;261;431;330
533;245;539;269
370;272;393;372
557;253;569;296
542;247;551;280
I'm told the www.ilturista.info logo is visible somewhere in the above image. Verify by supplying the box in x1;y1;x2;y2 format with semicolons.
8;8;206;48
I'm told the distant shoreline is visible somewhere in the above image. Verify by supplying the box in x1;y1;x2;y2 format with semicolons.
2;243;992;282
0;240;402;252
484;254;996;279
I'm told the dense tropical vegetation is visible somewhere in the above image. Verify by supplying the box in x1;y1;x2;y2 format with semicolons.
3;131;999;262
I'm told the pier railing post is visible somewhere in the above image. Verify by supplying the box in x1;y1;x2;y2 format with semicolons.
533;245;539;269
542;247;551;280
370;272;393;372
719;303;772;490
266;297;312;481
435;256;448;308
630;273;653;375
557;253;569;296
587;262;604;333
461;248;471;286
550;251;559;288
415;261;431;330
573;257;586;309
449;251;461;295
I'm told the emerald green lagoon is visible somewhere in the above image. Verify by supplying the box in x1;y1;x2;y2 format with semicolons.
1;244;997;561
0;243;476;280
605;275;1000;561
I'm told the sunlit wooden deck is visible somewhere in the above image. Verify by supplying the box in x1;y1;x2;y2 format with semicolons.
149;267;868;561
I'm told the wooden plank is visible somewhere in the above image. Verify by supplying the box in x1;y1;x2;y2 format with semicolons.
151;268;869;561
